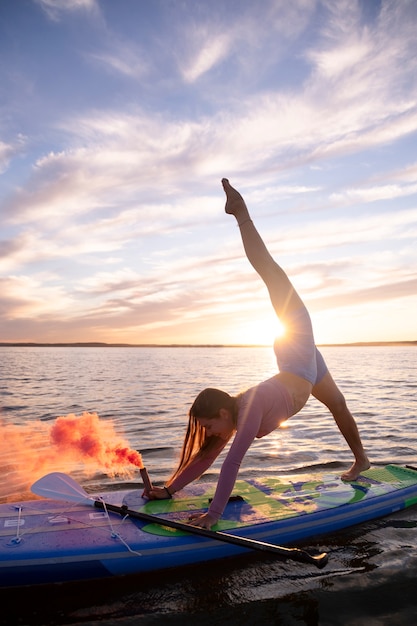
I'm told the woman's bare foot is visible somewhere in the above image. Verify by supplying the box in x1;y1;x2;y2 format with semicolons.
341;457;371;481
221;178;251;225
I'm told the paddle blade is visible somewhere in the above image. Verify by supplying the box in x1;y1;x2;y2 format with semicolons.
31;472;94;505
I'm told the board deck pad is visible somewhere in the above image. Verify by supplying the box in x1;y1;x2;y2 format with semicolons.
123;465;417;536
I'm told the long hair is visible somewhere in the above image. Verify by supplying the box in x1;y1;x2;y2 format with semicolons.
167;388;238;485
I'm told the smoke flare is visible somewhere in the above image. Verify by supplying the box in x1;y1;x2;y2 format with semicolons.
50;412;144;469
0;412;143;503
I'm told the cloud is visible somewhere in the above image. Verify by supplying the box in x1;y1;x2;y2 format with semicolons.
0;136;26;174
378;160;417;184
4;0;417;229
1;0;417;345
266;207;417;258
309;277;417;313
2;236;415;344
0;274;76;320
175;0;316;84
0;141;15;174
88;46;149;79
181;33;232;83
25;82;414;217
330;182;417;205
35;0;100;21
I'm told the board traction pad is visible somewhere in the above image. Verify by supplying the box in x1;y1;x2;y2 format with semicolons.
125;465;417;537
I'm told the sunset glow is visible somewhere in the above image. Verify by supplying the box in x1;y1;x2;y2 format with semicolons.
1;1;416;346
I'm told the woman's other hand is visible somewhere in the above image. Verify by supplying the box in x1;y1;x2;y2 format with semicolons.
142;486;172;500
187;512;217;529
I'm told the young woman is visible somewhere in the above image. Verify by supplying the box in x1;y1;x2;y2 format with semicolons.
145;178;370;529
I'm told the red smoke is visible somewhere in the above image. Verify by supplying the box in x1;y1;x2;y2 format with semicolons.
50;412;144;470
0;412;144;503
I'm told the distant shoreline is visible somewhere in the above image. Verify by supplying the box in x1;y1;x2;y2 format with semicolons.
0;341;416;348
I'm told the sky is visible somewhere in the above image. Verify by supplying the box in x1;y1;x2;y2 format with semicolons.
1;0;416;346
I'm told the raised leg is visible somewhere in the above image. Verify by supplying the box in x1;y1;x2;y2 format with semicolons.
312;372;370;480
223;179;370;480
222;178;303;318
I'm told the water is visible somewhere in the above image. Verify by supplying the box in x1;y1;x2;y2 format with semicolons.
1;345;416;625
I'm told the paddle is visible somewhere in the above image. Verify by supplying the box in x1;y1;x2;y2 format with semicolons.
31;472;328;569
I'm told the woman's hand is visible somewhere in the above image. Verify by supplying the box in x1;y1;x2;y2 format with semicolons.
187;512;217;529
142;486;172;500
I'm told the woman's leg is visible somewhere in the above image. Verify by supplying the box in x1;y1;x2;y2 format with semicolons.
312;371;370;480
222;178;315;409
223;179;370;480
222;178;303;317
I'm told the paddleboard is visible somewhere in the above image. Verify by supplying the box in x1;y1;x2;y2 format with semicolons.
1;464;417;587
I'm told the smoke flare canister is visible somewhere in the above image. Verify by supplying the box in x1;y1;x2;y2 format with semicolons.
140;467;153;491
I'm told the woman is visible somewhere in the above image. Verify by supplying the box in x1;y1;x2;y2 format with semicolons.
145;179;370;529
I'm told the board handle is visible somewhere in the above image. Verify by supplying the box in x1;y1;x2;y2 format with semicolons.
209;495;244;503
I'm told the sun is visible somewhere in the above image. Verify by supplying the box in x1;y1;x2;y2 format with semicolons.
241;316;285;346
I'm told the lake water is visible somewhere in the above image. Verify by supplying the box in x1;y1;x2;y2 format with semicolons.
1;345;416;625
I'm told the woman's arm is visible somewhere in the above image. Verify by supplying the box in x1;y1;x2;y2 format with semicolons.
190;389;263;528
146;436;228;500
169;437;228;492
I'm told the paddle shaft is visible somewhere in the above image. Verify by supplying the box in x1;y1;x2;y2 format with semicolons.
94;500;328;568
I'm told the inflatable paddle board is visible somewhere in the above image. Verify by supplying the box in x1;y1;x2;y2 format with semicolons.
1;464;417;587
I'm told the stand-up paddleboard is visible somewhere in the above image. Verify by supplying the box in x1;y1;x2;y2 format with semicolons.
1;464;417;587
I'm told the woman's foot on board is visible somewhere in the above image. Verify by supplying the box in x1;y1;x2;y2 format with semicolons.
341;457;371;481
221;178;251;225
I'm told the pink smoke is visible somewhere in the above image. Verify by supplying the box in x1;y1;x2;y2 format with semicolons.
50;412;144;469
0;412;143;503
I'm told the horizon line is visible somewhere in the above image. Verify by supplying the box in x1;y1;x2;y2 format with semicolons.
0;341;416;348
